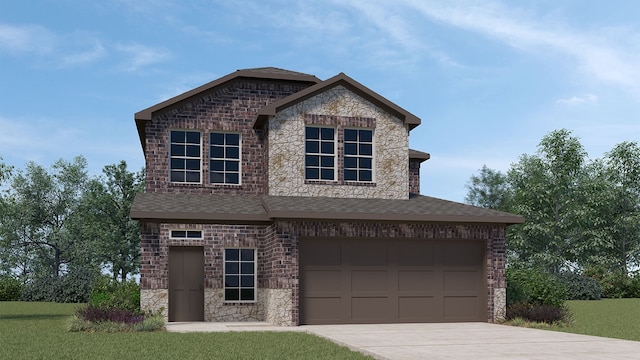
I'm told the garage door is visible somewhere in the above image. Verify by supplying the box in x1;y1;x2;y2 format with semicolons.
300;238;486;324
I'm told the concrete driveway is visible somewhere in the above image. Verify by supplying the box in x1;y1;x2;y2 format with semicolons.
165;322;640;360
302;323;640;360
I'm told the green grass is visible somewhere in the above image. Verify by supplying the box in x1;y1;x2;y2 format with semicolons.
556;299;640;341
506;299;640;341
0;302;372;359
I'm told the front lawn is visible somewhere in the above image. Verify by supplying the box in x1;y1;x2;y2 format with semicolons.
0;302;371;359
557;298;640;341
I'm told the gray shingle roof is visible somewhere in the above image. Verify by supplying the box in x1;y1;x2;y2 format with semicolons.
131;193;524;224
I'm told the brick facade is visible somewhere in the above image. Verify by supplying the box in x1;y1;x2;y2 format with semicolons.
144;79;311;195
140;219;506;324
409;158;421;194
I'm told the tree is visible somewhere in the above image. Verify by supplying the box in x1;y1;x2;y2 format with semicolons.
465;165;512;211
83;161;144;281
506;129;588;272
602;141;640;273
0;157;99;279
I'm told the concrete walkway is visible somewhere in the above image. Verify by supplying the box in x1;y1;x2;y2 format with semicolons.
165;322;640;360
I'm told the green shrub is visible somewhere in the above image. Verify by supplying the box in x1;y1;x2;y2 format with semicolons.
507;267;567;307
556;272;602;300
584;268;640;298
68;311;164;332
0;274;23;301
89;276;140;313
506;303;572;324
22;267;97;303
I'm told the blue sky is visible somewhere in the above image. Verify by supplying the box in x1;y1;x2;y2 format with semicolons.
1;0;638;203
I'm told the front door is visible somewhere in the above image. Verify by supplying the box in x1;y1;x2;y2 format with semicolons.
169;246;204;321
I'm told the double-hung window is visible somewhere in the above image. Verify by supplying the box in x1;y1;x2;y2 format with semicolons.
224;248;256;302
305;127;336;181
170;130;201;183
344;128;373;182
210;133;241;184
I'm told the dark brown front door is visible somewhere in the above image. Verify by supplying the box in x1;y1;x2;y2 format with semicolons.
169;246;204;322
300;238;486;325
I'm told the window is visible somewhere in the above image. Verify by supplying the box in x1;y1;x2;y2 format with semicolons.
210;133;241;184
170;130;201;183
344;129;373;182
170;230;203;239
305;127;336;180
224;248;256;302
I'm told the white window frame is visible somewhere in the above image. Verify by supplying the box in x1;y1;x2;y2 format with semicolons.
223;248;257;303
169;229;203;239
343;127;374;182
209;132;242;185
169;130;202;184
304;126;337;181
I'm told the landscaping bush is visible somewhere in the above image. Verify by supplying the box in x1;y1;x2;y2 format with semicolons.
556;272;602;300
507;267;567;307
69;305;164;332
22;267;97;303
584;268;640;298
89;276;140;313
506;303;572;324
0;274;23;301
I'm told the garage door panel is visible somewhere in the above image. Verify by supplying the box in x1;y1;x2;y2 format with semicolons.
303;297;343;324
398;296;435;322
398;270;435;292
443;270;480;291
352;297;389;322
351;270;388;292
348;242;388;266
302;240;341;266
443;242;483;267
303;270;342;293
398;241;434;266
444;296;480;320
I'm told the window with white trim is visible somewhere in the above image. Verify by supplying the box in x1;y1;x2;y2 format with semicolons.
305;126;336;180
170;130;201;183
170;230;203;239
344;128;373;182
210;132;241;184
224;248;256;302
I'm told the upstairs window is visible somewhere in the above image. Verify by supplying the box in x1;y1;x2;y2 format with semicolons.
305;127;336;181
210;133;241;184
344;129;373;182
224;248;256;302
170;130;201;183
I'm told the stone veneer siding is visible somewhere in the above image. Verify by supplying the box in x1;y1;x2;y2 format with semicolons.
268;85;410;199
143;79;312;195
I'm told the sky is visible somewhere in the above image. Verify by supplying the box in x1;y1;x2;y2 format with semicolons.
1;0;639;203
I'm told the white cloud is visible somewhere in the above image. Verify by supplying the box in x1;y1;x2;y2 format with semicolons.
556;94;598;105
115;43;172;72
0;23;57;55
397;0;640;92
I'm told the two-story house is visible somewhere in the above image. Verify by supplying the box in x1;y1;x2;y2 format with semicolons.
130;67;523;325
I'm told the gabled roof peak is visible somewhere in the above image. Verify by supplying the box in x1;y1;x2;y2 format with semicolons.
253;72;421;130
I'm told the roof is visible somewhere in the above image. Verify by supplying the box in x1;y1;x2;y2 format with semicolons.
134;67;321;151
409;149;431;162
253;72;421;130
131;193;524;224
